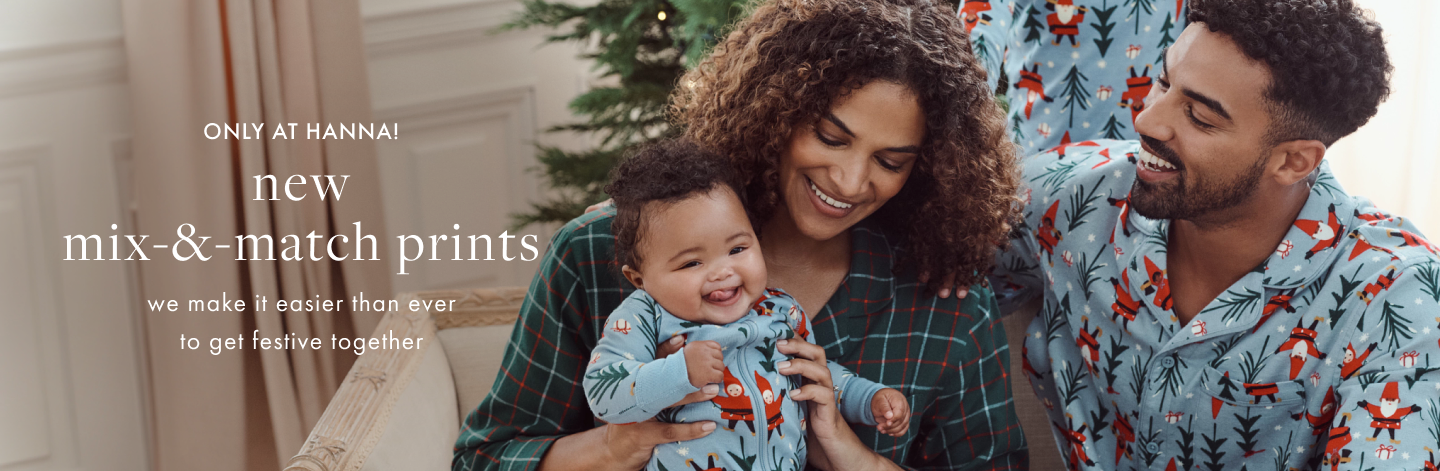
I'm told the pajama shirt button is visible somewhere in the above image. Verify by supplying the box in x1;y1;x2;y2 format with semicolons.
1161;357;1175;368
1146;442;1159;453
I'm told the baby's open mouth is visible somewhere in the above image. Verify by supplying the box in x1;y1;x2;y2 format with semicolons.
705;287;740;304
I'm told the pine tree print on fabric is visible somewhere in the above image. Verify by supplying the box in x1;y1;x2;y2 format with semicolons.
969;0;1185;155
989;140;1440;470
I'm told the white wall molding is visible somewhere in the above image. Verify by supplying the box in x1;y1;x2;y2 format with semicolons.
374;84;534;132
0;143;80;469
0;37;126;98
363;0;524;57
373;85;542;290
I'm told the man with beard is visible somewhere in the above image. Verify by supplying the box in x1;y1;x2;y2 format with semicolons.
989;0;1440;469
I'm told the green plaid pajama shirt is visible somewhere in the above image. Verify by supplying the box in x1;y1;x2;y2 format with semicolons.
452;209;1029;471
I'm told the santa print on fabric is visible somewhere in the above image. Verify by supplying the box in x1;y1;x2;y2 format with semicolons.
1111;406;1135;465
1118;65;1153;123
959;0;992;33
1021;345;1044;380
756;372;786;441
1275;317;1328;380
1077;316;1103;373
1109;270;1141;329
1055;415;1096;470
1357;382;1423;444
787;305;808;340
1244;380;1282;404
1347;231;1398;261
1252;289;1298;334
1050;131;1101;159
1325;413;1355;470
1140;256;1173;311
713;368;757;434
1294;203;1345;260
1045;0;1088;47
1387;228;1440;254
1037;200;1064;265
1293;386;1340;435
1341;342;1378;379
1359;266;1401;305
1015;63;1053;120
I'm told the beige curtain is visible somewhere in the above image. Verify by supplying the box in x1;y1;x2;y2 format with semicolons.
1330;0;1440;236
121;1;392;470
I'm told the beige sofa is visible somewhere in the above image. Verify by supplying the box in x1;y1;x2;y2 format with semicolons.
282;289;1059;470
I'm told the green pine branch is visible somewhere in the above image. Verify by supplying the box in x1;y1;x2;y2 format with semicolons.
502;0;747;228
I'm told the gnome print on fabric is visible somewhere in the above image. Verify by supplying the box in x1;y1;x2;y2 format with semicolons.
1045;0;1087;47
959;0;993;32
1295;204;1345;260
1357;382;1423;444
1117;66;1153;122
714;368;757;434
1015;63;1054;120
1276;317;1327;380
756;372;786;441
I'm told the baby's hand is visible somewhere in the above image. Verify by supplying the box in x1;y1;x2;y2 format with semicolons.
871;388;910;437
683;340;724;388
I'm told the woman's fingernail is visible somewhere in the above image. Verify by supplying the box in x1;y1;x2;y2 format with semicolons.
778;339;788;346
701;422;716;432
940;288;950;298
703;384;719;394
670;337;683;345
777;361;791;369
958;288;969;298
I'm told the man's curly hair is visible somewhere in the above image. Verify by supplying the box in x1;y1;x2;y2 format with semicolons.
670;0;1018;290
1188;0;1391;146
605;139;750;271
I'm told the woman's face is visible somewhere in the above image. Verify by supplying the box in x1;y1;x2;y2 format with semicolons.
776;80;925;241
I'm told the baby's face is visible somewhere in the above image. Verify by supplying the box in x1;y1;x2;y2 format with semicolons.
623;187;766;325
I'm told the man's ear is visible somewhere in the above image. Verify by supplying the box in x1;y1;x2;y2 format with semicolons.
621;264;644;290
1268;139;1327;186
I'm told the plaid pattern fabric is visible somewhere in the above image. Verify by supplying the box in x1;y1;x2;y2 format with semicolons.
453;209;1029;471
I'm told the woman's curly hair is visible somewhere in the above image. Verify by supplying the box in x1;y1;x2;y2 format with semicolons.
670;0;1018;289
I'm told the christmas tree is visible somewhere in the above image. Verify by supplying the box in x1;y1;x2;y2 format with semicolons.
1056;65;1092;128
1089;0;1118;57
502;0;748;228
1155;13;1177;64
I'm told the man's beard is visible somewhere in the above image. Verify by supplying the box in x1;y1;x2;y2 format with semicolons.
1129;136;1268;222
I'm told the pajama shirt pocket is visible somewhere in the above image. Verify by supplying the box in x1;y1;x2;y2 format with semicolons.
1196;366;1308;459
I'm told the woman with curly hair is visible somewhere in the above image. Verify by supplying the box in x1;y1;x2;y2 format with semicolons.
452;0;1026;469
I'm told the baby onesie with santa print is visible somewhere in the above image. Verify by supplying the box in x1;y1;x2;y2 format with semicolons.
583;288;885;471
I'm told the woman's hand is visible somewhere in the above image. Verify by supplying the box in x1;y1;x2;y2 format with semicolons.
777;338;902;471
776;338;841;437
585;198;614;214
540;335;718;471
917;271;968;299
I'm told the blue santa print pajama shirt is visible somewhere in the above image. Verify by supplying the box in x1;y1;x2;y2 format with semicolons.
966;0;1186;156
991;139;1440;470
584;288;884;471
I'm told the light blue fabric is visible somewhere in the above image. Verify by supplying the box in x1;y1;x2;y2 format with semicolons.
992;139;1440;470
968;0;1186;156
584;288;884;471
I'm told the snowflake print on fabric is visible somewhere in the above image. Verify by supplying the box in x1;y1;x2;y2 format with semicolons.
991;140;1440;470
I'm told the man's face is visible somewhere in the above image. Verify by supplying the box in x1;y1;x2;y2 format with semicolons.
1130;24;1280;222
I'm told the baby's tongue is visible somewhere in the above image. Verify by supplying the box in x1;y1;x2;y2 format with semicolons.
706;287;735;303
